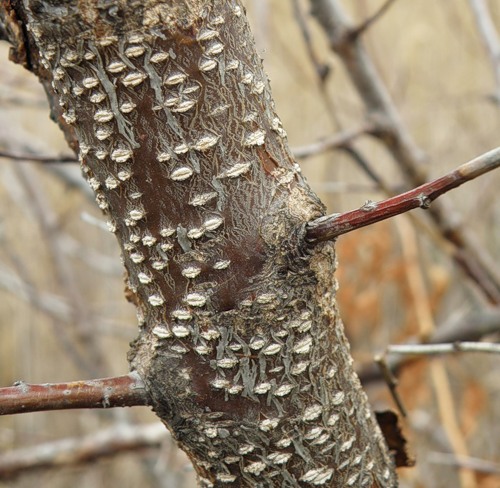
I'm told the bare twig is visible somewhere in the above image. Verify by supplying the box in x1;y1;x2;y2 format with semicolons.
396;217;435;340
351;0;399;39
0;422;167;479
430;362;477;488
339;144;387;188
396;214;477;488
387;342;500;356
358;307;500;384
309;181;378;193
0;372;150;415
467;0;500;104
292;124;372;159
310;0;500;303
0;150;76;163
429;452;500;475
291;0;330;81
306;147;500;243
13;164;104;375
310;0;426;182
291;0;345;130
374;355;407;418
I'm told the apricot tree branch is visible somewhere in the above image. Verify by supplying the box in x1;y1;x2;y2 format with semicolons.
306;147;500;243
0;373;150;415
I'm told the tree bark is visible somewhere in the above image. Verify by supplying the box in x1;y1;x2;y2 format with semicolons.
0;1;396;486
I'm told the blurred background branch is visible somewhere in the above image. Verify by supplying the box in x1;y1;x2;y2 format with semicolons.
0;1;499;487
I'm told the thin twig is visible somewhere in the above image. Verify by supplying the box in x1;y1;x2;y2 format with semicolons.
0;150;76;163
467;0;500;104
388;342;500;356
291;0;330;81
292;124;372;159
428;452;500;475
0;372;150;415
395;213;477;488
0;422;167;479
374;355;407;418
430;361;477;488
291;0;344;130
309;181;378;193
351;0;399;39
310;0;500;303
358;307;500;384
310;0;427;183
306;147;500;243
339;144;386;188
13;164;104;376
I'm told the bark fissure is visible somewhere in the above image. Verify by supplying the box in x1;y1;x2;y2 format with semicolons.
0;1;396;486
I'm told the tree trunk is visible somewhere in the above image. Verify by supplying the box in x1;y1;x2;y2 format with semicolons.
0;1;397;486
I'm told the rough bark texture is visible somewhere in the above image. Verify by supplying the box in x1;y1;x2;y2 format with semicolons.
0;1;396;486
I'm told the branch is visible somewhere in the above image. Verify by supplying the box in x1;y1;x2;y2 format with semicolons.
0;422;167;479
291;0;330;82
428;452;500;475
13;163;104;376
351;0;399;39
306;147;500;243
0;150;76;163
358;307;500;384
0;373;150;415
292;124;372;159
374;355;408;418
387;342;500;356
467;0;500;104
310;0;500;303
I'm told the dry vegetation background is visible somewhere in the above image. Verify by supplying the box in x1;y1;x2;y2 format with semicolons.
0;0;499;487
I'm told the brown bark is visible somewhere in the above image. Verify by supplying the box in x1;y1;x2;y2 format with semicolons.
0;1;396;486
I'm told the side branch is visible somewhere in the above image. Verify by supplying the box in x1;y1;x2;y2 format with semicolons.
0;373;150;415
306;147;500;243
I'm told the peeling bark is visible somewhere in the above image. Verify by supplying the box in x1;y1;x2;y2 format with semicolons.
0;1;396;486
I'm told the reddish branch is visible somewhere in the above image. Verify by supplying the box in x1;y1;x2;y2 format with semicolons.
306;147;500;243
0;373;150;415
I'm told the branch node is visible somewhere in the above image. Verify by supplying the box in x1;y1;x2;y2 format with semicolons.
361;200;378;212
417;193;432;209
